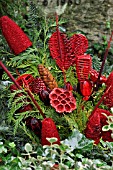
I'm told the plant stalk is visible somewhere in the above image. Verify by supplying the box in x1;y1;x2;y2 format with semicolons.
92;86;111;115
95;31;113;90
0;60;46;119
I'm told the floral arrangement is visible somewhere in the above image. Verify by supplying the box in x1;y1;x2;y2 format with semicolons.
0;14;113;147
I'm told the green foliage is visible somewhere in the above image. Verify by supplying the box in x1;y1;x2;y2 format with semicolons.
0;130;113;169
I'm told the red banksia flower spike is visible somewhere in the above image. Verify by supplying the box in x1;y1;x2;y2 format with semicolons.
41;118;60;146
0;16;32;55
49;88;76;113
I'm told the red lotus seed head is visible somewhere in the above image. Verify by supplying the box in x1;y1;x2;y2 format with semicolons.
49;88;76;113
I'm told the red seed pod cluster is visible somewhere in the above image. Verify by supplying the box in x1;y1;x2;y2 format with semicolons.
49;88;76;113
90;69;107;84
85;108;113;144
0;16;32;55
41;118;60;146
76;54;92;82
32;77;47;94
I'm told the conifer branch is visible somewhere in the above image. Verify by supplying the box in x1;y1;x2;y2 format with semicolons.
0;60;46;119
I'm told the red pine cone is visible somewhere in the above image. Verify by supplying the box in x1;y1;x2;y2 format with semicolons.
85;108;113;144
76;54;92;82
49;88;76;113
0;16;32;55
41;118;60;146
32;77;47;94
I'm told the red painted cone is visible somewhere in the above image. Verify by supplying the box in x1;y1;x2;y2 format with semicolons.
0;16;32;55
41;118;60;146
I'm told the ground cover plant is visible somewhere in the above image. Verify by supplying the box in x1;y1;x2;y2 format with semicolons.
1;1;113;169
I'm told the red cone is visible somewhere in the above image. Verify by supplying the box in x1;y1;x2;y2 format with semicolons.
41;118;60;146
0;16;32;55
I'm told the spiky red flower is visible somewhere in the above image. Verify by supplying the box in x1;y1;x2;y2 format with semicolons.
41;118;60;146
49;88;76;113
0;16;32;55
85;108;113;144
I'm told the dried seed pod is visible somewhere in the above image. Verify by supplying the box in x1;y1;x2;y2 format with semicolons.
76;54;92;82
0;16;32;55
84;108;113;144
80;80;92;101
64;81;73;91
38;64;58;90
103;71;113;108
25;116;42;138
41;118;60;146
39;90;50;106
16;74;34;91
32;77;47;94
90;69;107;84
49;88;76;113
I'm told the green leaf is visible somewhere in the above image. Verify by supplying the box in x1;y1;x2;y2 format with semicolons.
46;137;58;144
25;143;32;153
109;123;113;130
102;125;110;131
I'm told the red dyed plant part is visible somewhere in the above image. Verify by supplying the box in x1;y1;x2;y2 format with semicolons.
90;69;107;84
49;32;88;71
41;118;60;146
32;77;47;94
84;108;113;144
80;80;92;101
0;16;32;55
103;71;113;108
16;74;34;91
76;54;92;82
49;88;76;113
25;117;42;138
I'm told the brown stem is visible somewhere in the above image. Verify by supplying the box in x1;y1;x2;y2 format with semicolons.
92;86;111;115
0;61;46;119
